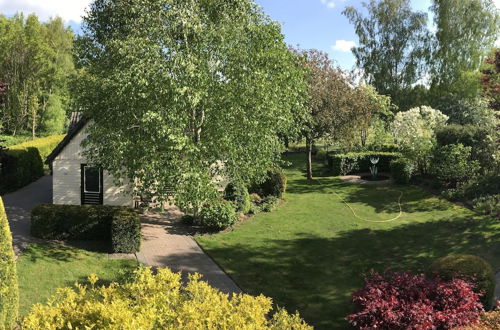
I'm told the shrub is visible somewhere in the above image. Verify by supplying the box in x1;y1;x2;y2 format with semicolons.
111;208;141;253
181;214;196;225
224;182;251;214
347;271;483;330
23;267;311;329
31;204;141;253
0;134;65;192
431;144;480;187
0;197;19;329
260;196;279;212
472;194;500;217
429;254;495;309
251;169;287;199
200;201;238;230
390;157;415;184
315;149;328;160
460;172;500;200
459;309;500;329
327;152;400;176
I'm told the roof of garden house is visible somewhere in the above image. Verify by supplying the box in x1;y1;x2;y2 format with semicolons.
45;111;88;164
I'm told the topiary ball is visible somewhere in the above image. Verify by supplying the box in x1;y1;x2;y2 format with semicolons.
428;254;495;310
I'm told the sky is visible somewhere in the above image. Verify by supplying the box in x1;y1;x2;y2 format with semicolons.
0;0;498;70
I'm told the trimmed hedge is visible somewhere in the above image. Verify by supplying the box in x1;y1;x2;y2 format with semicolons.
327;151;400;176
390;158;415;184
31;204;141;253
428;254;495;310
0;135;65;192
0;197;19;329
111;208;141;253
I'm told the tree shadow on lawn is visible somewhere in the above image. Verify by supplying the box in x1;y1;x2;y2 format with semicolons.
204;215;500;329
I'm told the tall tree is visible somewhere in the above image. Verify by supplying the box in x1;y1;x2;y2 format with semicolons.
430;0;499;99
75;0;308;214
343;0;430;110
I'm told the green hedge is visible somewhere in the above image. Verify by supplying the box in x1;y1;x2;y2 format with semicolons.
31;204;141;253
0;135;65;192
327;152;400;176
111;208;141;253
428;254;495;310
0;197;19;328
390;158;415;184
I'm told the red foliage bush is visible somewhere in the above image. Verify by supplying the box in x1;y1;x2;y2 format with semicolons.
346;271;484;329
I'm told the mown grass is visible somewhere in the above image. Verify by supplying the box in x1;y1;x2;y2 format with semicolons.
17;243;138;317
197;152;500;329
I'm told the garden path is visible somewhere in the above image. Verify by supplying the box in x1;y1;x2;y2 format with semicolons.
136;209;242;295
2;176;51;255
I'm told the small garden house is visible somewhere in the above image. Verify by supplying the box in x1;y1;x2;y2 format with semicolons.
45;112;132;206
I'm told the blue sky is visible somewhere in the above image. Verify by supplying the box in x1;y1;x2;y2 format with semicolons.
2;0;498;70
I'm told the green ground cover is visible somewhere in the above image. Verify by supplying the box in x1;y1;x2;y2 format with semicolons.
197;152;500;329
17;243;138;317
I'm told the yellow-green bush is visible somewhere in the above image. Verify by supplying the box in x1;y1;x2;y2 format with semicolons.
23;267;311;330
0;197;19;329
457;310;500;329
0;135;65;192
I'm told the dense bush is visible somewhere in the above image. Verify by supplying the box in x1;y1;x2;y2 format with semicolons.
431;144;480;187
0;134;65;192
31;204;141;253
327;151;400;176
472;194;500;217
459;309;500;329
260;196;279;212
347;271;483;330
436;124;496;170
111;208;141;253
461;173;500;201
199;201;238;230
390;157;415;184
23;267;311;329
224;182;251;214
251;169;287;199
429;254;495;309
0;197;19;329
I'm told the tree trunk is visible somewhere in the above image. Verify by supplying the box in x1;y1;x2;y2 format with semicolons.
306;136;313;180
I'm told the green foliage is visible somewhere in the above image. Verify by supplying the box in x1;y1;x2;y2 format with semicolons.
0;147;43;192
472;194;500;217
260;196;279;212
0;197;19;329
224;183;251;214
9;134;65;162
429;254;495;309
251;169;287;199
327;151;399;176
111;208;141;253
431;144;480;187
433;95;496;127
75;0;308;215
390;157;415;184
342;0;430;109
199;201;239;231
23;267;311;329
40;94;66;134
31;204;141;253
391;106;448;174
436;124;496;170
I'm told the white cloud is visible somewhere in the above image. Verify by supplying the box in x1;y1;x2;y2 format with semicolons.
0;0;91;22
331;40;356;52
320;0;336;9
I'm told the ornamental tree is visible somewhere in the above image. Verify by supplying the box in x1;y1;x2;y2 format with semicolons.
391;106;448;174
74;0;308;214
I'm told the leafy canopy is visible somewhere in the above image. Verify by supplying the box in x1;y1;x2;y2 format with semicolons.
75;0;308;213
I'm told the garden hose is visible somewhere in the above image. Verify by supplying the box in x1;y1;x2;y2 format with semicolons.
331;190;404;223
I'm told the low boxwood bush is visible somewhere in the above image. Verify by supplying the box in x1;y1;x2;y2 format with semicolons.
327;151;400;176
250;169;287;199
224;182;251;214
390;157;415;184
0;197;19;329
23;267;311;329
0;134;65;192
31;204;140;253
347;271;483;329
111;208;141;253
199;201;238;230
428;254;495;309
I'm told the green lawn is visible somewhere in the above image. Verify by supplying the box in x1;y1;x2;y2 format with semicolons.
196;152;500;329
17;243;138;317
